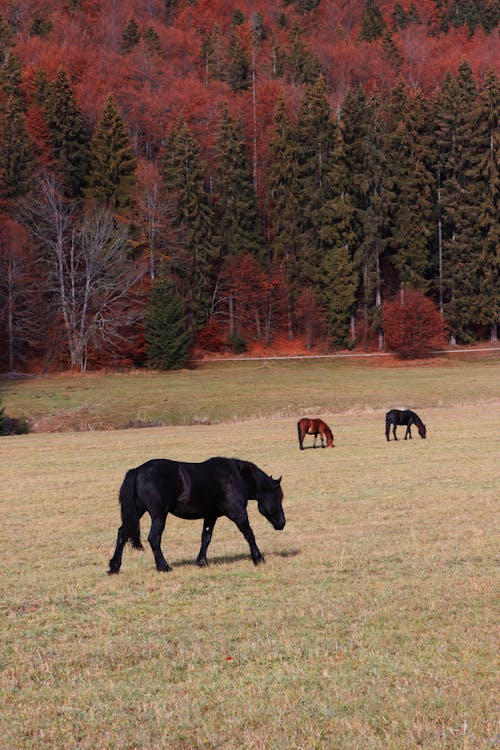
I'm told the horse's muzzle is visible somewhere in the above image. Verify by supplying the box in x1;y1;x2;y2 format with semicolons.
274;518;286;531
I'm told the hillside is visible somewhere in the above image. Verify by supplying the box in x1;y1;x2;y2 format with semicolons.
0;0;498;371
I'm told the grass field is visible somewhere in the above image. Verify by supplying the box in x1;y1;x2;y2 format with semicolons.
1;358;499;749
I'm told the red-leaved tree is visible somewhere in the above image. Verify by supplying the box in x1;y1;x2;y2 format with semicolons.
382;288;449;358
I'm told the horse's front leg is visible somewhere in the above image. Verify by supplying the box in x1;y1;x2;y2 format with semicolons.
392;424;398;440
313;433;317;448
196;517;217;567
148;515;172;572
230;510;265;565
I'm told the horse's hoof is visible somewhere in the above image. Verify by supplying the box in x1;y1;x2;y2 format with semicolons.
253;556;265;565
107;568;119;575
197;559;208;567
156;564;172;572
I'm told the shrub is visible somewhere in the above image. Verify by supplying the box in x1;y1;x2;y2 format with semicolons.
382;289;449;358
227;331;247;353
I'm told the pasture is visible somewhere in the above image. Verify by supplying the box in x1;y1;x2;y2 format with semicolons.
1;358;499;749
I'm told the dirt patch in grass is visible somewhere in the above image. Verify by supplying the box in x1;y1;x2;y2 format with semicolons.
32;406;115;433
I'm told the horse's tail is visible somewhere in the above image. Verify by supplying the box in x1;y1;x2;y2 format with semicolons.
118;468;143;550
297;420;304;449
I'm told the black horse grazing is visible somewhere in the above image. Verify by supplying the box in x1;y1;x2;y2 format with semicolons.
108;457;285;574
385;409;427;441
297;417;335;450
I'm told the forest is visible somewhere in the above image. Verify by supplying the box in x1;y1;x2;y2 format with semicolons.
0;0;498;372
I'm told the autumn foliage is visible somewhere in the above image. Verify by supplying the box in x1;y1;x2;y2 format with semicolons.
382;289;449;358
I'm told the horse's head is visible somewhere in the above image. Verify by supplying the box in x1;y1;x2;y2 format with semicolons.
326;434;335;447
258;476;286;530
418;423;427;439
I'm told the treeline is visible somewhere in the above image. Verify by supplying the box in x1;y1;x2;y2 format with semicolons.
0;1;498;371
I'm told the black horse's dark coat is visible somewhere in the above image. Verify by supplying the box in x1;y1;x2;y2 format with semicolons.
385;409;427;441
108;457;285;574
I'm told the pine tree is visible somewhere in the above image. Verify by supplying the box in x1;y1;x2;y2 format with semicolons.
473;69;499;341
0;95;35;199
215;105;263;259
44;69;90;197
122;18;141;53
146;275;191;370
267;97;300;274
316;129;359;346
295;76;336;284
0;52;24;106
359;0;386;41
86;94;136;212
226;28;250;92
143;25;162;57
160;119;218;330
285;24;322;85
0;13;13;66
321;244;358;347
435;61;484;341
390;88;433;291
200;25;225;83
342;89;395;347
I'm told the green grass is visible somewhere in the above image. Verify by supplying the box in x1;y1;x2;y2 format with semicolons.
1;359;499;748
1;355;499;430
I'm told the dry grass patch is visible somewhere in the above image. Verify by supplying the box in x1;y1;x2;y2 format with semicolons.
1;400;498;749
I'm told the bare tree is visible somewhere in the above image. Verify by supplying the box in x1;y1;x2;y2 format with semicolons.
136;159;174;280
22;174;145;371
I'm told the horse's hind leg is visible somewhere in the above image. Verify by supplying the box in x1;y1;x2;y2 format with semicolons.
405;424;412;439
148;515;172;572
108;526;126;574
196;517;217;567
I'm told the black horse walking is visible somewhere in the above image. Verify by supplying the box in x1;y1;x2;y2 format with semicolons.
108;457;285;574
385;409;427;441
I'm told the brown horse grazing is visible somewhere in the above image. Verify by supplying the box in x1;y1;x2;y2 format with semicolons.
297;418;334;450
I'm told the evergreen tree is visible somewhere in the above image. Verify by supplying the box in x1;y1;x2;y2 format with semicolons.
444;0;483;34
321;243;358;347
86;94;136;212
44;69;90;197
0;13;13;66
295;76;336;284
200;25;225;83
160;118;218;329
434;61;484;340
30;11;53;37
389;88;433;291
215;105;263;258
342;88;395;346
473;69;499;341
144;25;162;57
146;274;191;370
317;129;359;346
122;18;141;53
267;97;300;273
286;24;322;85
359;0;386;41
382;30;403;70
0;52;24;106
226;29;250;92
392;2;409;28
0;95;34;199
